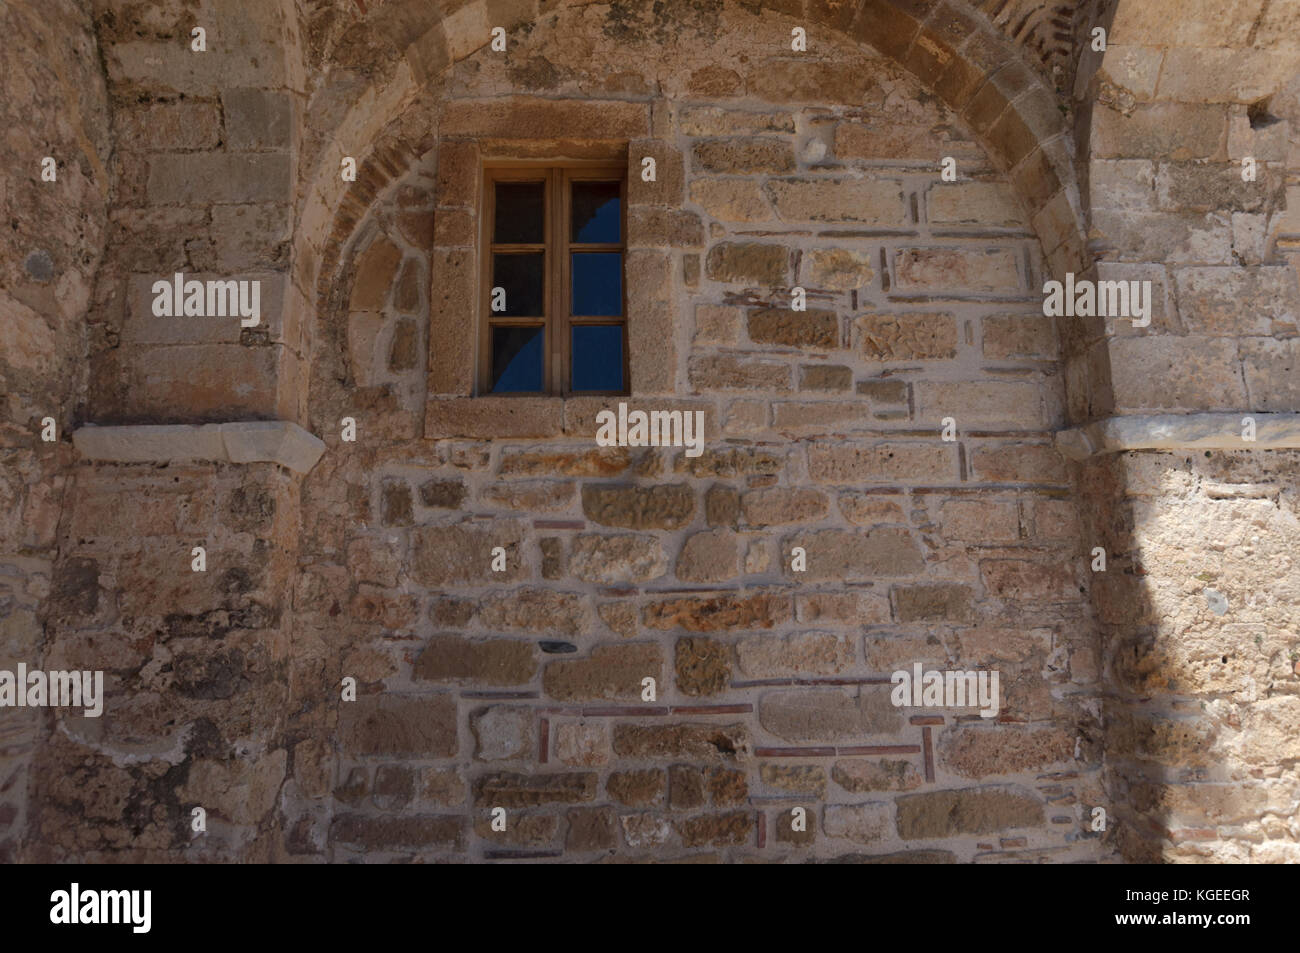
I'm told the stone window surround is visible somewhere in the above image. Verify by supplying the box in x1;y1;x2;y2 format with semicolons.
424;97;685;441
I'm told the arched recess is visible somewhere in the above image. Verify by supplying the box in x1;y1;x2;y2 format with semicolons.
283;0;1115;865
294;0;1089;383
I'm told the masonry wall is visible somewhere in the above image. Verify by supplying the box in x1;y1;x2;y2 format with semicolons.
0;0;111;862
282;7;1106;862
1079;2;1300;861
8;0;1299;864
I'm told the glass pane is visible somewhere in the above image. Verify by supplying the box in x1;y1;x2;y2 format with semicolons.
493;181;545;244
491;325;544;393
571;253;622;316
492;252;544;317
571;181;621;243
571;325;624;392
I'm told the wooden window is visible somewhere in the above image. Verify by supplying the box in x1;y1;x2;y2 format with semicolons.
480;163;628;396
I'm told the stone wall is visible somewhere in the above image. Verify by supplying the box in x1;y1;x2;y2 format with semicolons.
0;0;111;863
5;0;1299;864
1076;0;1300;861
283;6;1106;862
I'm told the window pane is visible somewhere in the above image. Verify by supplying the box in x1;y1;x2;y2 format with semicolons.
571;252;622;316
494;181;545;244
571;325;624;392
491;325;544;393
492;252;544;316
571;181;621;243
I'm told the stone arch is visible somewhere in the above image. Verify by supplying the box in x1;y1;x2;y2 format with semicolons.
279;2;1112;864
295;0;1089;373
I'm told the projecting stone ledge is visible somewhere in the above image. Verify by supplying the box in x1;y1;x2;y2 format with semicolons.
1056;413;1300;460
72;421;326;474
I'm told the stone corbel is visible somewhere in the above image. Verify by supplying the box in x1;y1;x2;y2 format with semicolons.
72;421;326;474
1055;412;1300;459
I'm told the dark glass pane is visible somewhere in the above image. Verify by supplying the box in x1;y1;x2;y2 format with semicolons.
571;325;624;392
491;325;544;393
571;181;621;243
493;181;544;244
571;253;622;316
492;252;544;316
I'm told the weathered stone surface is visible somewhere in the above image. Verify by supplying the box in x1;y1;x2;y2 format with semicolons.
332;814;464;851
553;723;609;767
737;632;854;677
983;314;1057;359
676;811;754;848
895;787;1044;838
927;182;1024;226
675;636;734;696
543;643;662;701
766;179;906;224
856;313;958;361
782;529;924;580
340;696;457;758
690;179;772;221
606;770;665;807
705;242;789;285
412;522;528;585
479;588;586;635
418;478;466;508
675;530;740;583
499;447;630;477
480;480;574;510
893;584;974;623
823;802;890;845
940;726;1074;778
620;814;672;849
613;723;751;761
567;807;617;851
690;354;793;391
474;772;598;808
832;760;923;793
675;447;785;477
774;807;816;846
760;764;827;796
569;534;667;583
748;308;839;349
693;138;795;174
741;487;828;526
643;591;792;632
471;706;534;761
414;636;537;685
799;364;853;391
759;688;902;742
582;484;695;530
893;248;1021;292
803;249;875;291
807;442;957;484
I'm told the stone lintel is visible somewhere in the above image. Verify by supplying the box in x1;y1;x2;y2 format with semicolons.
1055;413;1300;460
72;421;326;474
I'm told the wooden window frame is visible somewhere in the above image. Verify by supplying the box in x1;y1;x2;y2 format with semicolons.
478;161;628;397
